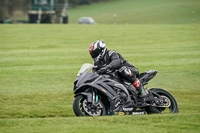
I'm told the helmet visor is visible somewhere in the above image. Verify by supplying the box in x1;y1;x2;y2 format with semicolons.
90;50;99;59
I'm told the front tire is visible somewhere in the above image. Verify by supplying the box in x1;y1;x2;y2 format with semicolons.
73;95;106;116
146;88;179;114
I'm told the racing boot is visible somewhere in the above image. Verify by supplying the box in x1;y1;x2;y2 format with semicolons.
138;86;149;98
133;79;149;98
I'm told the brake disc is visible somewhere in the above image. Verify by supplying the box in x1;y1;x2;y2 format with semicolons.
82;99;102;116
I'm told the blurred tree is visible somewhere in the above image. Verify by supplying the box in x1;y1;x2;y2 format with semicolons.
68;0;81;6
79;0;92;5
0;0;9;20
68;0;112;6
0;0;113;21
0;0;30;21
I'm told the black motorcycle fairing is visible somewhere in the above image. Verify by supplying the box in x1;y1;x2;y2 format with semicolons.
74;70;99;89
74;70;133;101
74;69;135;114
75;92;93;103
74;71;119;100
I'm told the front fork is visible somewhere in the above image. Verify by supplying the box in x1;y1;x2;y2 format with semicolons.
89;89;114;115
92;89;99;105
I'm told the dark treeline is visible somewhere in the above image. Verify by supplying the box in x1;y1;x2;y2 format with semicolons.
0;0;30;20
0;0;114;20
69;0;111;6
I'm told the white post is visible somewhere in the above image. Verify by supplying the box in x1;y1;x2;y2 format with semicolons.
113;14;117;24
37;7;42;24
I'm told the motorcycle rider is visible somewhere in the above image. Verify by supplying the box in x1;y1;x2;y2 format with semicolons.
89;40;149;98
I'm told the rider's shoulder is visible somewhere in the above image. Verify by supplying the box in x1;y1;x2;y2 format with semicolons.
107;50;118;57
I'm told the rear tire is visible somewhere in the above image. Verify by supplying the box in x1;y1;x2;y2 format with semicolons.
146;88;179;114
73;95;106;116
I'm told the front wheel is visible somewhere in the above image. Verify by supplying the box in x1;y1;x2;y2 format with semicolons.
73;95;106;116
146;88;179;114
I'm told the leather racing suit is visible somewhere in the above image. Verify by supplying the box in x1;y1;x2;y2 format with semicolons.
93;50;139;83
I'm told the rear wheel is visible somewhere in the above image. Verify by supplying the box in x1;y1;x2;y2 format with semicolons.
146;88;179;114
73;95;106;116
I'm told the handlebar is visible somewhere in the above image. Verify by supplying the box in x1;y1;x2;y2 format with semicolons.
96;69;116;76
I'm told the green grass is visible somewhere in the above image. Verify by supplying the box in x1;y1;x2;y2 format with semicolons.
68;0;200;24
0;114;199;133
0;24;200;132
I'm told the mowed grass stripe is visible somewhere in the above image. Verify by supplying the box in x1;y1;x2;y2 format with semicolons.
0;114;200;133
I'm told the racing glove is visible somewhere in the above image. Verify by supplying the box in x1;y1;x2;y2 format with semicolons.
98;65;113;74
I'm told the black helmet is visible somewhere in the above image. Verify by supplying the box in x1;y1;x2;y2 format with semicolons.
89;40;107;62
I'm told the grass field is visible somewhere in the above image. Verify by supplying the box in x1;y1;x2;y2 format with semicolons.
0;24;199;132
68;0;200;24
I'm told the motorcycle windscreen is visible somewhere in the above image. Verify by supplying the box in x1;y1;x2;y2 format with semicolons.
77;63;93;76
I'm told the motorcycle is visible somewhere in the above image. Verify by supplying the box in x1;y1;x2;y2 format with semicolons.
73;63;179;116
